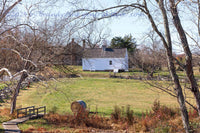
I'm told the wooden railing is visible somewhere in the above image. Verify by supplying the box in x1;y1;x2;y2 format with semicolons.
29;106;46;117
17;106;35;118
17;106;46;118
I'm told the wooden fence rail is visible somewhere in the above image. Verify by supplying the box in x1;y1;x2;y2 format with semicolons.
17;106;35;118
17;106;46;118
29;106;46;117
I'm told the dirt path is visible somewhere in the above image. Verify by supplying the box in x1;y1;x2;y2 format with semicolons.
2;116;30;133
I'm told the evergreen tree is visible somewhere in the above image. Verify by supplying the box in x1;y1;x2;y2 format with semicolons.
110;34;137;53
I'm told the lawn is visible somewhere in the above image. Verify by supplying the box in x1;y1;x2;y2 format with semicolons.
1;65;199;116
13;77;189;116
0;71;199;132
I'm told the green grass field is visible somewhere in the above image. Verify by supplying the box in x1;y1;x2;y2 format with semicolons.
12;77;188;117
0;67;199;132
1;65;199;117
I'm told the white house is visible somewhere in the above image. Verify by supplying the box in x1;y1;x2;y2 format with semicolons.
82;46;128;71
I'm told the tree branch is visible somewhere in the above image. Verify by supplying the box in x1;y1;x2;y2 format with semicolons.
144;80;198;111
1;48;37;68
173;56;186;70
0;68;12;79
0;0;22;23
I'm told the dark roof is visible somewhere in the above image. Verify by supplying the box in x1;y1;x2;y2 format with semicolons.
83;48;127;58
65;41;83;54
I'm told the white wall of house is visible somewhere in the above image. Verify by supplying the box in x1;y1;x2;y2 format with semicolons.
125;49;128;70
82;57;128;71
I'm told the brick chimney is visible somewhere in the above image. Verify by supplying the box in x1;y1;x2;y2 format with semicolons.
83;39;86;49
72;38;74;44
102;44;106;51
70;38;75;51
71;38;74;65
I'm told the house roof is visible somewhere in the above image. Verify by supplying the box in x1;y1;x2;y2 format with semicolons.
64;41;83;54
83;48;127;58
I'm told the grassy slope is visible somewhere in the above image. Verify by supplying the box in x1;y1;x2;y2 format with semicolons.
1;65;199;116
14;78;185;116
1;66;199;131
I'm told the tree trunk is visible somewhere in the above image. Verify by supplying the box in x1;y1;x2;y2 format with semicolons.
10;72;27;114
10;39;33;114
166;51;190;133
143;0;191;132
169;0;200;116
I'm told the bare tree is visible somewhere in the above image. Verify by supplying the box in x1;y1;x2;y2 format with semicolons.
133;31;167;77
0;0;65;114
0;0;24;37
77;22;110;48
135;45;166;78
70;0;200;132
169;0;200;118
0;32;35;114
0;27;66;114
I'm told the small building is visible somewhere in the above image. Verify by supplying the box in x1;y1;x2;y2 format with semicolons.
82;45;128;71
63;39;85;65
47;39;85;65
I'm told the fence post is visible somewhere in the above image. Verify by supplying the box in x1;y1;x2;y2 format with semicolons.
28;109;31;116
25;108;27;116
44;106;46;115
36;109;37;116
33;108;35;115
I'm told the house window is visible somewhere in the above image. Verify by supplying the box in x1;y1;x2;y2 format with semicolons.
109;60;112;65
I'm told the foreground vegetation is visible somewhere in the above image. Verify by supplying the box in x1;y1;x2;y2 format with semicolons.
0;100;199;132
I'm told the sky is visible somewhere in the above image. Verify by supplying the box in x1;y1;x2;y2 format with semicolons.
91;0;199;54
16;0;150;44
109;15;148;43
15;0;199;54
83;0;151;43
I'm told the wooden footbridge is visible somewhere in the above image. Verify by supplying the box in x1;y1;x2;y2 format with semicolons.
2;106;46;133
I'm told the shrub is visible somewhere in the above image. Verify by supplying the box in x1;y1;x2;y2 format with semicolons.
44;111;111;129
125;105;134;125
188;109;198;119
152;99;161;113
152;100;177;120
85;115;111;129
140;100;178;132
111;105;135;126
44;113;70;124
111;105;121;121
0;108;17;122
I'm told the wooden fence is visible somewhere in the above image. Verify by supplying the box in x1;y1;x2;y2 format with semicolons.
17;106;46;118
